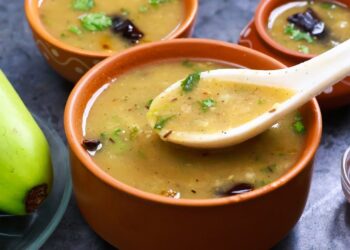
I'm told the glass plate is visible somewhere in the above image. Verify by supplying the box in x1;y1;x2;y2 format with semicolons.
0;116;72;249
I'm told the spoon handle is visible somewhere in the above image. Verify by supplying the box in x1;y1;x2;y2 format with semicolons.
286;39;350;93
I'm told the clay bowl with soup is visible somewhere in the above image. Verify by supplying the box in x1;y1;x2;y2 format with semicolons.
25;0;197;82
64;39;322;249
255;0;350;109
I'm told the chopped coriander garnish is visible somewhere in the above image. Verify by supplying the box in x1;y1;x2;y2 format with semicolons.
60;33;67;38
200;98;216;112
100;132;107;140
298;45;309;54
113;128;123;137
294;121;305;134
149;0;169;6
261;164;276;173
284;23;314;43
129;126;139;140
80;13;112;31
145;99;153;109
321;2;336;9
120;8;130;16
257;98;265;105
154;116;174;130
69;25;82;35
293;112;306;134
139;5;149;13
181;72;200;92
182;60;194;68
72;0;95;11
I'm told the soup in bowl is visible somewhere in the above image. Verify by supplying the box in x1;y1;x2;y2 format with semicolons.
25;0;197;82
267;0;350;55
64;39;322;249
254;0;350;109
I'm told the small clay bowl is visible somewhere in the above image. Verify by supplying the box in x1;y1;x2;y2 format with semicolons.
24;0;198;83
64;39;322;249
341;147;350;203
254;0;350;109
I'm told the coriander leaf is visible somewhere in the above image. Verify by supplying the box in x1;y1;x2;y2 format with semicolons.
139;5;148;13
73;0;95;11
261;164;276;173
100;132;107;140
257;98;265;105
200;98;216;112
154;116;174;130
114;128;123;135
293;31;313;43
80;13;112;31
145;99;153;109
182;60;194;68
284;23;295;35
298;45;309;54
284;24;314;43
129;126;139;140
320;2;336;9
149;0;169;6
293;121;305;134
69;25;82;35
181;72;200;92
293;113;306;134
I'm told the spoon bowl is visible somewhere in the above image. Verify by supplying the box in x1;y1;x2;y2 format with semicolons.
149;39;350;148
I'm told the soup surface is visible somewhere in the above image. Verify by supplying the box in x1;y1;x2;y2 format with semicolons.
148;75;293;135
40;0;183;52
84;60;306;199
268;1;350;54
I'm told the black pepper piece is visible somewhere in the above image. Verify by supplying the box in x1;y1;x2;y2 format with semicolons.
111;15;144;44
287;8;326;37
82;139;101;151
218;183;254;197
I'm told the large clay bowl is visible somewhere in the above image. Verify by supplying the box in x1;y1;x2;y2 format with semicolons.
64;39;322;250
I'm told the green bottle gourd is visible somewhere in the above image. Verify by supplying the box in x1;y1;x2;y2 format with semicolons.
0;70;52;215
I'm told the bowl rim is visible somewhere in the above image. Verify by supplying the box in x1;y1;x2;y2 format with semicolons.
24;0;198;59
64;38;322;207
341;147;350;196
254;0;340;60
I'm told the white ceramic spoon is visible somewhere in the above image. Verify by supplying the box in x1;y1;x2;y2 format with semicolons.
148;39;350;149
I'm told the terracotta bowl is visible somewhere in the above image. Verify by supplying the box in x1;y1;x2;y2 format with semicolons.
24;0;198;83
64;39;322;250
254;0;350;109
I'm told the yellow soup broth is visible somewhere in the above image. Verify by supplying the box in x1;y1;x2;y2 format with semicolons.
84;60;306;199
268;1;350;54
40;0;184;52
148;77;293;134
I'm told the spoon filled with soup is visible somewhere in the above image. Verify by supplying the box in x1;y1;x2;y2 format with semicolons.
148;38;350;148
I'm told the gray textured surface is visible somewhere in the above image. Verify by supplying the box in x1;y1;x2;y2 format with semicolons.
0;0;349;249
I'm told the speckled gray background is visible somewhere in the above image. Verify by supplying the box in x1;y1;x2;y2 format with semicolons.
0;0;349;249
